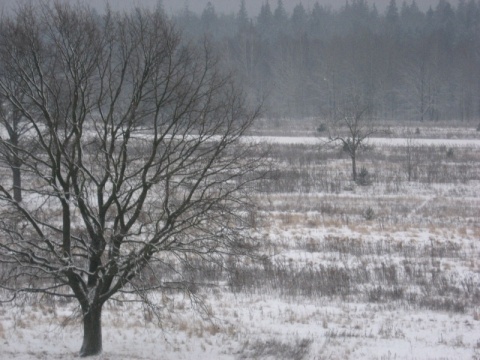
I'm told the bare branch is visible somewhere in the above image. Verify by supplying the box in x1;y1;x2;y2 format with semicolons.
0;3;263;356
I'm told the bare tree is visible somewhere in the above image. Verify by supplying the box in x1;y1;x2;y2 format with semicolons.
404;134;422;182
0;91;31;202
401;39;441;122
0;3;263;357
326;94;376;182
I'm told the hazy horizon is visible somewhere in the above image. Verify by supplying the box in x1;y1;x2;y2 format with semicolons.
0;0;462;16
161;0;460;15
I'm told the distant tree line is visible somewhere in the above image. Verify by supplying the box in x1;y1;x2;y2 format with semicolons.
174;0;480;122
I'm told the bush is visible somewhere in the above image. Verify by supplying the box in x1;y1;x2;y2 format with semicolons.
238;338;312;360
317;123;328;132
364;207;375;220
446;148;454;158
356;166;371;186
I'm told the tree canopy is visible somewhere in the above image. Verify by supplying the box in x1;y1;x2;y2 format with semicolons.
0;2;263;356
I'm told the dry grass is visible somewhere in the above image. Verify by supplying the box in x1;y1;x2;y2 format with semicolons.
238;337;313;360
260;189;479;234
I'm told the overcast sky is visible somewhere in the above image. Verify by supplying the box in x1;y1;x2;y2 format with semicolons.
0;0;460;16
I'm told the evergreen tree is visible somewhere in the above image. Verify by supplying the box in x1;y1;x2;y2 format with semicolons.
309;2;331;39
291;3;308;34
273;0;288;32
237;0;249;32
258;1;274;37
201;1;218;33
386;0;399;24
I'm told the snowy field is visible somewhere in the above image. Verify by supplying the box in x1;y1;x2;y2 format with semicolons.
1;126;480;359
1;289;479;359
243;135;480;147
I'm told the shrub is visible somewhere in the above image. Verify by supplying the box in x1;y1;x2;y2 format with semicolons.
446;148;454;158
238;338;312;360
317;123;328;132
357;166;371;186
364;207;375;220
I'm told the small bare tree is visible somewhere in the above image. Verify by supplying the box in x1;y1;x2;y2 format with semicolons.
404;134;422;182
326;94;376;182
0;3;263;357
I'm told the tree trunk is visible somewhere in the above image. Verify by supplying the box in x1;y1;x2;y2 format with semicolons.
12;163;22;202
351;154;357;182
80;305;103;357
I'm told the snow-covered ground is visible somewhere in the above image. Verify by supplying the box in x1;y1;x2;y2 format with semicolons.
243;135;480;147
1;290;479;359
1;129;479;359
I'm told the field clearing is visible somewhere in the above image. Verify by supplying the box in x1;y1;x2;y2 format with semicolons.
243;136;480;148
1;127;480;359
